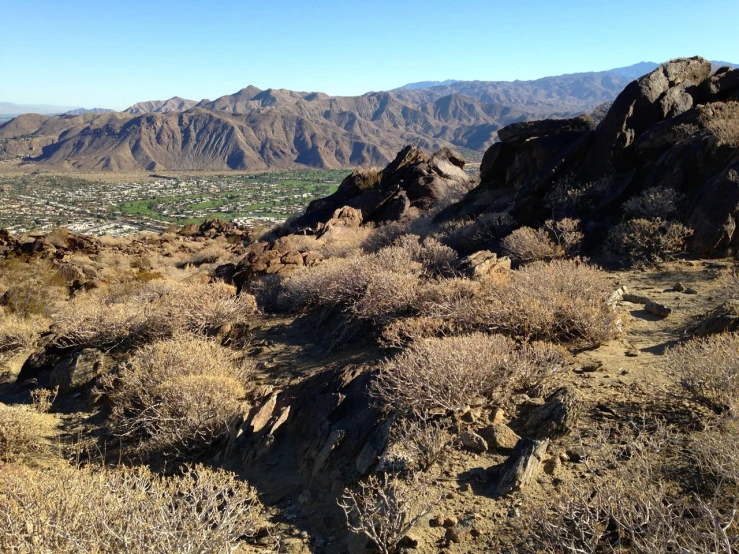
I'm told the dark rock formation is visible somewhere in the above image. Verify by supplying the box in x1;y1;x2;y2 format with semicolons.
289;145;472;233
440;57;739;259
227;365;387;489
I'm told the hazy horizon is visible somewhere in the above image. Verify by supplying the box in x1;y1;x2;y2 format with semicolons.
1;0;737;110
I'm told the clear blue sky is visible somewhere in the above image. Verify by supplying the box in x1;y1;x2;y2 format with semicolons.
1;0;737;110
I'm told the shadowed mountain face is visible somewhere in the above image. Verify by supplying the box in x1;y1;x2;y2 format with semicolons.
1;60;735;171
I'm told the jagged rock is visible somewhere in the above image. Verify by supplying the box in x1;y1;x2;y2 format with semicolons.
249;393;278;433
521;387;580;440
497;115;595;143
692;300;739;337
645;300;672;317
454;251;511;278
290;145;472;232
495;438;549;496
232;365;387;488
50;348;106;392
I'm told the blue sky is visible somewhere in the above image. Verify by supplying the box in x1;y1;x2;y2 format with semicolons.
1;0;737;110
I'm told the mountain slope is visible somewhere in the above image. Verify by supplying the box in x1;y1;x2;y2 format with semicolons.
4;59;734;172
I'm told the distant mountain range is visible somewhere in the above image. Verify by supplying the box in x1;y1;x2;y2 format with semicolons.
1;59;736;171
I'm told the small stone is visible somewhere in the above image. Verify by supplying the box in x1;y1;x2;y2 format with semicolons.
489;407;506;424
443;516;458;528
445;528;462;544
298;489;312;505
470;528;482;538
430;514;444;527
645;301;672;317
460;431;488;452
673;282;686;292
684;287;698;295
480;423;520;451
398;535;419;548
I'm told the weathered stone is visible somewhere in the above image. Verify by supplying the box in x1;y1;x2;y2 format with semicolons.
50;348;106;392
460;430;488;452
479;424;520;452
496;438;549;496
645;301;672;317
521;387;580;440
455;251;511;278
250;394;278;433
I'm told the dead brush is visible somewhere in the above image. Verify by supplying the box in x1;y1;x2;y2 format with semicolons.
53;279;257;349
0;403;54;463
502;218;583;263
372;333;568;415
0;311;46;359
521;421;739;553
102;335;253;458
666;332;739;414
0;463;267;554
339;472;438;554
605;217;693;266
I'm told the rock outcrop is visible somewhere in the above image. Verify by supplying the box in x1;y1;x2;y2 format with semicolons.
288;145;472;233
441;57;739;258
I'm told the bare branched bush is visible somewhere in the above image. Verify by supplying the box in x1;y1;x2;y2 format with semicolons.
502;219;583;263
544;174;613;217
31;386;58;413
0;463;267;554
438;212;516;254
384;416;456;471
606;217;693;266
522;423;739;553
339;472;436;554
716;270;739;300
0;311;45;360
373;333;568;414
666;332;739;414
54;280;257;349
392;234;457;276
279;246;423;324
102;336;252;457
187;245;228;267
0;403;53;462
461;260;620;346
0;257;68;316
623;185;683;219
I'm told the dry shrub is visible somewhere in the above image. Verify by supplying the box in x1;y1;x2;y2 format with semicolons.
0;463;266;554
279;246;423;324
716;270;739;300
0;403;53;462
0;310;46;359
339;472;436;554
438;212;516;254
606;217;693;266
523;423;738;553
544;174;613;217
187;245;228;267
103;336;252;457
54;279;257;349
373;333;568;415
381;416;456;472
478;260;619;345
0;257;68;316
623;185;683;219
666;332;739;414
391;234;457;276
31;387;58;413
502;218;583;263
318;225;373;259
